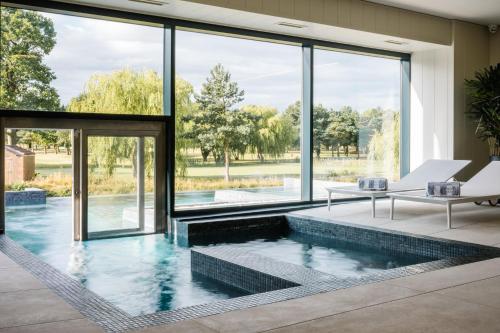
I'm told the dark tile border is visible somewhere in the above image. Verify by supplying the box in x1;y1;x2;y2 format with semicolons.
285;213;500;259
191;245;491;300
192;248;301;293
176;214;288;246
1;213;500;332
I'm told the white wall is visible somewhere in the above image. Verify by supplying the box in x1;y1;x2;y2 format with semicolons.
410;46;454;171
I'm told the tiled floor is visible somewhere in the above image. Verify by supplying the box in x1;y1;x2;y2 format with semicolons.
0;254;102;333
294;199;500;247
1;200;499;332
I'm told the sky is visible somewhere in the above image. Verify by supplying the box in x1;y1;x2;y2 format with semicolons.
42;12;400;113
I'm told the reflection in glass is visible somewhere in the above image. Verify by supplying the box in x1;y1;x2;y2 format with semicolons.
313;50;401;199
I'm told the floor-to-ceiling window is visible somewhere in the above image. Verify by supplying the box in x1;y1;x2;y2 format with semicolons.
2;2;409;219
174;30;302;209
312;48;402;199
1;6;165;237
0;7;164;115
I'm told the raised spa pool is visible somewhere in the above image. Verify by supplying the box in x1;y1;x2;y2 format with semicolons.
6;198;430;316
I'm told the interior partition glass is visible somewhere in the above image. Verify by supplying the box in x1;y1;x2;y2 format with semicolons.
313;49;402;199
86;135;155;238
175;30;302;209
0;6;164;115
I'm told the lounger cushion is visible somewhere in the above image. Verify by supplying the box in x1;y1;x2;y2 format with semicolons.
358;177;388;191
426;181;461;197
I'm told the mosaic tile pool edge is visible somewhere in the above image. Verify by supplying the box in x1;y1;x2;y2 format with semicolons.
2;212;500;332
285;213;500;259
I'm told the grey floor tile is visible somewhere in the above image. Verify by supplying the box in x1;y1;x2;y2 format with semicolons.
0;254;17;269
132;320;217;333
267;292;500;333
196;281;420;333
0;289;83;328
0;319;103;333
386;257;500;292
436;276;500;309
0;268;46;293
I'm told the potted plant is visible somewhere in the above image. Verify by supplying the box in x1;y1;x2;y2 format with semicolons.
465;63;500;161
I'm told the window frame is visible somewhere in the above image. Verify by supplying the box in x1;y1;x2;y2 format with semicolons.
0;0;410;224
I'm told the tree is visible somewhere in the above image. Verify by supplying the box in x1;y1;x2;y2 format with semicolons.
313;104;330;158
0;7;61;144
283;101;301;150
326;107;359;158
359;107;384;153
67;69;164;177
175;76;196;175
67;69;162;115
35;130;58;154
243;105;295;161
367;111;400;178
18;129;58;153
67;69;197;176
56;130;72;155
186;64;251;181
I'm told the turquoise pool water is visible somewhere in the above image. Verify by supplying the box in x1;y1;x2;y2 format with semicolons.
6;197;427;316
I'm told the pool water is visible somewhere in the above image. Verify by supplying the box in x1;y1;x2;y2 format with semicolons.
6;197;428;316
231;232;422;278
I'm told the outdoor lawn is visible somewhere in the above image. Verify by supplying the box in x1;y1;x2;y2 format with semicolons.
10;148;399;199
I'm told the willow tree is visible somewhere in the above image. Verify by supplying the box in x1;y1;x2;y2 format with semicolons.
68;69;192;177
243;105;296;161
367;111;400;179
175;76;196;176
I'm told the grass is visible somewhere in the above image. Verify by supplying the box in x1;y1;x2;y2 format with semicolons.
175;177;283;191
8;150;399;197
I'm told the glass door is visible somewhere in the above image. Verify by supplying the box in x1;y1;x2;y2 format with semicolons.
80;130;161;239
1;116;167;241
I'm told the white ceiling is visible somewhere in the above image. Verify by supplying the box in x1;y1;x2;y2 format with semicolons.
50;0;447;54
367;0;500;26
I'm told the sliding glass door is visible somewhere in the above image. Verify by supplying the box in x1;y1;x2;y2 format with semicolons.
82;131;159;239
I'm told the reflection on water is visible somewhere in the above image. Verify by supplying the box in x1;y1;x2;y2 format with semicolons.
236;232;426;277
6;197;247;315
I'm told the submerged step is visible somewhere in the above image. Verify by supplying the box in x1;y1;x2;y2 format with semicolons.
191;246;339;294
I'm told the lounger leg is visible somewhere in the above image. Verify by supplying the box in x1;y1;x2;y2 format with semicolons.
390;197;395;220
328;191;331;212
371;196;376;218
446;202;452;229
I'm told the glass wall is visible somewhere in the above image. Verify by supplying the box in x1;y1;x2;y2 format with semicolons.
174;30;302;208
1;3;408;214
312;49;402;199
0;7;163;116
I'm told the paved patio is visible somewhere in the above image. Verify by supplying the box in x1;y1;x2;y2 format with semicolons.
1;200;499;332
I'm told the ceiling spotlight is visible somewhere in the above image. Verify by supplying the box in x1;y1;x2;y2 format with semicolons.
384;40;408;45
277;22;307;29
129;0;169;6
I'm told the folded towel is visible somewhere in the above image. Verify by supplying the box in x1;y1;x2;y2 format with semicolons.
358;177;388;191
426;181;461;197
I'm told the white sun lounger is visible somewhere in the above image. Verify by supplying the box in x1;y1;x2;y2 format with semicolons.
388;161;500;229
326;159;471;217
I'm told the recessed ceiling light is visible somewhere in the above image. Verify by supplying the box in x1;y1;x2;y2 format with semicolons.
277;22;307;29
385;40;408;45
129;0;169;6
